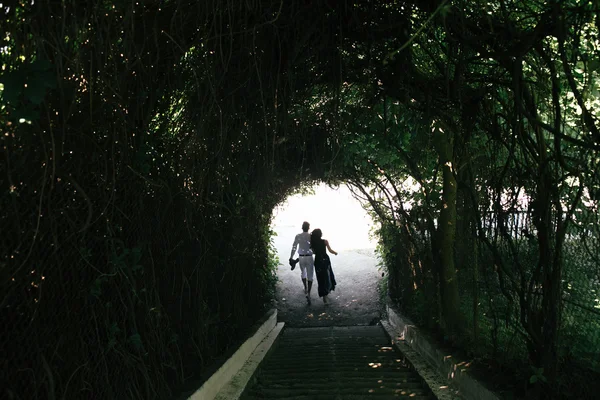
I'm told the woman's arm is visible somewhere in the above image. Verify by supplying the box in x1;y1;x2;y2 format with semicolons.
324;240;338;255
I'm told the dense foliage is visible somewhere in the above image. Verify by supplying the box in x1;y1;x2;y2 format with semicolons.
0;1;333;399
330;1;600;398
1;0;598;399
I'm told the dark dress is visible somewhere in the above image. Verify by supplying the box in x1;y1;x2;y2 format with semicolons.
312;239;336;297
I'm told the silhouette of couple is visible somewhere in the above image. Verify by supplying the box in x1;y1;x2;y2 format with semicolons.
289;221;338;305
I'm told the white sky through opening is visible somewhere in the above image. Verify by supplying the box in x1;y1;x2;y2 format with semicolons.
271;183;377;251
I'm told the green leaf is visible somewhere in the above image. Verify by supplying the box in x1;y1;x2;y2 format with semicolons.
91;275;109;298
80;247;92;260
128;333;143;351
131;246;143;264
90;284;101;298
110;322;120;336
168;333;179;344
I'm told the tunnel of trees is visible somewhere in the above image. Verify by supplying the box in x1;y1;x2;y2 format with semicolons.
1;0;599;399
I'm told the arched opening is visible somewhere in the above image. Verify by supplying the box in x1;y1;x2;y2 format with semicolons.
271;183;376;252
270;183;381;326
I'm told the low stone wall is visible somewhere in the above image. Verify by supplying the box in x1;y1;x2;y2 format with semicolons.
384;305;501;400
189;308;283;400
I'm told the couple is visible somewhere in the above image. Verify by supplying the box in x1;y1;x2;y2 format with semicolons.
289;221;338;305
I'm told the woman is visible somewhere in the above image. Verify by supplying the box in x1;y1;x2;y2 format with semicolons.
310;229;338;304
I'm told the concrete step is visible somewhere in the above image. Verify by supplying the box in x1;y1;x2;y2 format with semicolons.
243;395;431;400
249;379;427;391
258;365;417;376
241;325;435;399
244;387;431;398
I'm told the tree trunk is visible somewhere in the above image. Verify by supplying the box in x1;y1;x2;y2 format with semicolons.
529;121;562;397
433;124;463;336
537;167;561;395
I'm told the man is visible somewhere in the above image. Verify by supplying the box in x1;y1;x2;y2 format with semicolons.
289;221;314;304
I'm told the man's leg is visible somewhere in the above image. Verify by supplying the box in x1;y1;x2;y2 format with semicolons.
299;262;308;293
301;256;315;303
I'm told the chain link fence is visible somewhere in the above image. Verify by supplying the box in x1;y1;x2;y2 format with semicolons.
382;206;600;398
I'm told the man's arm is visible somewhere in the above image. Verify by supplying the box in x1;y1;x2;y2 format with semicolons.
290;234;300;259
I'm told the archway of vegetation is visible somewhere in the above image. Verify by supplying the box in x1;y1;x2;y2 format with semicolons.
1;1;599;399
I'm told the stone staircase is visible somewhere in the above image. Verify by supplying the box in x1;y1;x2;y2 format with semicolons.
241;325;435;399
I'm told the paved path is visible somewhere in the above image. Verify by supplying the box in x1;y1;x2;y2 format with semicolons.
272;224;382;327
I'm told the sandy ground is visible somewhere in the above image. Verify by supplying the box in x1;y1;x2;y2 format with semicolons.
271;224;382;327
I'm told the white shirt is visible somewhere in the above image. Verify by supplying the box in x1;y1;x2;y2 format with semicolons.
290;232;313;258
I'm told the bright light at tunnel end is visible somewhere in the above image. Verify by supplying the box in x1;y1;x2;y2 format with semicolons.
271;183;377;251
